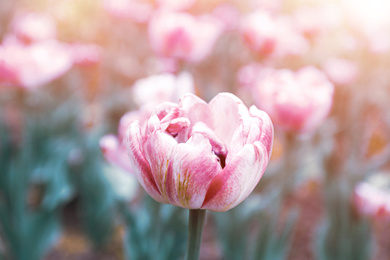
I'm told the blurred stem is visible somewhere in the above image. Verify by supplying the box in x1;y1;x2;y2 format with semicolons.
281;133;300;197
185;209;206;260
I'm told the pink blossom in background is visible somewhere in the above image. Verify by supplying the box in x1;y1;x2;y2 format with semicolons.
250;66;334;133
132;71;194;108
0;40;73;89
100;72;195;173
69;43;102;66
211;3;241;31
322;58;358;86
103;0;153;23
152;57;179;73
291;5;342;39
126;93;273;211
100;109;151;173
237;63;264;90
240;11;278;56
148;12;223;63
103;0;195;22
248;0;282;14
155;0;195;11
10;13;57;44
354;182;390;219
240;11;308;58
271;16;309;57
343;0;390;54
367;31;390;54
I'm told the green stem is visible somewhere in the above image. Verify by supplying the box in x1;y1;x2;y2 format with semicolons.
185;209;206;260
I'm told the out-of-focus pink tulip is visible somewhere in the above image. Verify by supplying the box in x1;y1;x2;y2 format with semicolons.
211;3;241;31
240;11;278;56
0;41;72;89
155;0;195;11
251;66;334;133
69;43;102;66
240;11;308;57
237;63;263;89
354;182;390;219
10;13;57;44
103;0;194;22
126;93;273;211
100;72;194;173
148;12;223;63
248;0;282;14
343;0;390;54
291;5;342;39
322;58;358;86
103;0;153;23
100;110;150;173
132;71;194;108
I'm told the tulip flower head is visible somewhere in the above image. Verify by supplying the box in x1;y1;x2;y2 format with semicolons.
10;13;57;44
103;0;153;23
251;66;334;133
322;58;358;86
126;93;273;212
132;72;194;109
240;11;308;57
148;12;223;63
69;43;102;66
0;41;72;89
354;181;390;219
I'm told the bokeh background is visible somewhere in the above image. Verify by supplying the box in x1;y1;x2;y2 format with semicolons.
1;0;390;259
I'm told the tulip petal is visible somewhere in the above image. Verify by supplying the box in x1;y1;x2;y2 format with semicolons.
142;130;177;200
165;133;222;208
208;93;245;146
99;134;134;173
179;94;214;128
228;106;273;162
249;106;274;158
126;121;167;203
202;141;268;211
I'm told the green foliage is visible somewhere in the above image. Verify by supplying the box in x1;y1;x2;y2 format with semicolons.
0;86;117;258
316;177;372;260
71;136;117;249
0;115;65;260
213;193;298;260
120;197;187;260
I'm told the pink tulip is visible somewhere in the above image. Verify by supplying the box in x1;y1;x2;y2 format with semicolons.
132;71;194;108
103;0;153;23
291;5;342;39
100;109;151;173
155;0;195;11
103;0;195;22
240;11;308;57
248;0;282;14
69;43;102;66
322;58;358;86
10;13;57;44
148;12;223;63
100;72;194;173
0;40;72;89
125;93;273;211
251;66;334;133
237;63;263;89
211;3;241;31
354;182;390;219
240;11;278;56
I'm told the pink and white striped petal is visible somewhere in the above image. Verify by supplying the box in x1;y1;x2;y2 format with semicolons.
126;122;167;204
202;141;268;211
166;134;222;208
